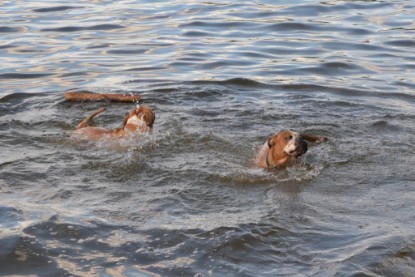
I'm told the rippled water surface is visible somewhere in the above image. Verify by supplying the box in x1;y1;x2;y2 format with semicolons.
1;1;415;276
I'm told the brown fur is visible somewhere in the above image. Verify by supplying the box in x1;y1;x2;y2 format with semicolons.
72;105;155;141
256;130;327;168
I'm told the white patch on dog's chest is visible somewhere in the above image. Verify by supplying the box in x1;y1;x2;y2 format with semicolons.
126;115;145;126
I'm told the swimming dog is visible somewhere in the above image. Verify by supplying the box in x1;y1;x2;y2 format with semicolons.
72;105;155;141
255;130;327;168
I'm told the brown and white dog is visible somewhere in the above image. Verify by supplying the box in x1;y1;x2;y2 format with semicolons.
72;105;155;141
255;130;327;168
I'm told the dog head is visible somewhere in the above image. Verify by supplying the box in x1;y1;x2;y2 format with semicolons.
122;105;155;132
266;130;308;167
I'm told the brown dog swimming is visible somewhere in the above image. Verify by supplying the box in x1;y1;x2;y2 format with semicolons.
255;130;327;168
72;105;155;141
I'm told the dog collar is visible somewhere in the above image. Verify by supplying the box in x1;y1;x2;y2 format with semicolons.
266;155;274;168
266;146;276;168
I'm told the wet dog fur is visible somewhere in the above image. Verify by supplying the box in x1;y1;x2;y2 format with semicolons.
72;105;155;141
255;130;328;168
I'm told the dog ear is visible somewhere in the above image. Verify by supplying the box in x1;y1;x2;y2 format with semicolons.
143;109;155;128
142;114;150;126
267;136;278;148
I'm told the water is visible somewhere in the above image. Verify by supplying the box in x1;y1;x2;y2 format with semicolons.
1;1;415;276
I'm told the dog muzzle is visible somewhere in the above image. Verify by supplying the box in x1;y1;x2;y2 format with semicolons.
292;139;308;158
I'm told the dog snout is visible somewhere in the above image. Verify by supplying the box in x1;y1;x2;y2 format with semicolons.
287;138;308;157
298;139;308;155
290;139;307;158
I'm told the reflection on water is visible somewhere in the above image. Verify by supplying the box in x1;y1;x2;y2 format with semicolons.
1;1;415;276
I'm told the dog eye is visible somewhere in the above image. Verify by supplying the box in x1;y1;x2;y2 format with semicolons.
287;135;293;140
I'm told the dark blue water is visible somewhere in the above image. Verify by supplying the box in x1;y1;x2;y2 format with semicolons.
1;1;415;276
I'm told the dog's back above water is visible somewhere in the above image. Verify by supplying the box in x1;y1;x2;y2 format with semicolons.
72;105;155;141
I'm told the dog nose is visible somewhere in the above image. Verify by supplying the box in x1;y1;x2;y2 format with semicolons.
298;139;308;154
